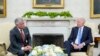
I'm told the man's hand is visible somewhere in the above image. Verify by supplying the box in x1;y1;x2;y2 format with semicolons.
26;45;32;51
78;43;85;49
23;46;30;51
72;44;79;49
23;45;32;51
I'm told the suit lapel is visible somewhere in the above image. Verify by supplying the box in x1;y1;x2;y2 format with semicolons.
15;27;22;41
74;27;79;41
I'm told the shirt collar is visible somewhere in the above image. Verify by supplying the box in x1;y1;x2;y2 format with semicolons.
79;26;84;29
17;27;23;32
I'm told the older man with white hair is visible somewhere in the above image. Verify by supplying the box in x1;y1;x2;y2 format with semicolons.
64;18;93;56
8;18;32;56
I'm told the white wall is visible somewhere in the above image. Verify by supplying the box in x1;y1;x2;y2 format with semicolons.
0;1;100;55
0;0;100;34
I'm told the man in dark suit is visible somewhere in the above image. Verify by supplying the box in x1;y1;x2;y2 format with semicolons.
8;18;32;56
64;18;93;56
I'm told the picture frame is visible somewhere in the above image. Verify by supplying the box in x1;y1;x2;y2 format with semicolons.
90;0;100;18
33;0;64;9
0;0;6;18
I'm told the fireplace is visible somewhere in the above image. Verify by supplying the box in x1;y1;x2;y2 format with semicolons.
25;18;75;48
32;33;64;48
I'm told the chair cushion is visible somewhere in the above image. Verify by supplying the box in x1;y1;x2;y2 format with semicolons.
71;52;87;56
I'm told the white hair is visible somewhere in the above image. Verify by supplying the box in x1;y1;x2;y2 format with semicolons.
15;17;24;25
76;17;86;22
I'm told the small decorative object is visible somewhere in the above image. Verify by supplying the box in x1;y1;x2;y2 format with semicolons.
22;11;72;19
28;44;67;56
98;24;100;34
0;0;6;18
33;0;64;9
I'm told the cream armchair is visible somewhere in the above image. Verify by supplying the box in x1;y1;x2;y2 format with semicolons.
70;43;95;56
0;42;7;56
0;22;17;56
70;22;96;56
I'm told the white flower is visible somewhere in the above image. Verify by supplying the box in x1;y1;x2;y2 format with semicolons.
54;46;63;53
29;44;66;56
31;50;37;56
49;52;57;56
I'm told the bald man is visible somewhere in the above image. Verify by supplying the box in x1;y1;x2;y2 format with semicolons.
64;18;93;56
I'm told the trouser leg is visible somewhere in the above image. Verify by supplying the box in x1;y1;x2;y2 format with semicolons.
17;50;25;56
64;41;72;56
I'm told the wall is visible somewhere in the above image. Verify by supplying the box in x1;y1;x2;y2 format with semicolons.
0;1;100;55
0;0;100;35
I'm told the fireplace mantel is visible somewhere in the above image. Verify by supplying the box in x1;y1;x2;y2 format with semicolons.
25;18;75;28
25;18;75;41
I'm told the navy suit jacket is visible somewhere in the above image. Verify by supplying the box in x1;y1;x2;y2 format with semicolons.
68;26;93;45
8;27;31;54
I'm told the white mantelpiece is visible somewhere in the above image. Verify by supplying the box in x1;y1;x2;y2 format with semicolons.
25;18;75;41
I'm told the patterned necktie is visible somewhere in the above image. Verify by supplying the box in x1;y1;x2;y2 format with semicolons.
20;29;25;42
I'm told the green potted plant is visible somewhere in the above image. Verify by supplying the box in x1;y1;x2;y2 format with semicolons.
47;12;59;19
22;11;73;19
34;11;47;17
22;11;34;18
60;11;72;18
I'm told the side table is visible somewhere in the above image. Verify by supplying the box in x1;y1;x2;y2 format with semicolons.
94;37;100;48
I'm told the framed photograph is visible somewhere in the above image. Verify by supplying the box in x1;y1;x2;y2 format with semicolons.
33;0;64;9
0;0;6;18
90;0;100;18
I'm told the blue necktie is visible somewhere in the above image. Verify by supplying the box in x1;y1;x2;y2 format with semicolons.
78;28;82;44
75;28;82;44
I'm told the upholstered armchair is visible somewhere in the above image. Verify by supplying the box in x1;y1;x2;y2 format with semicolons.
0;42;7;56
70;43;95;56
63;41;95;56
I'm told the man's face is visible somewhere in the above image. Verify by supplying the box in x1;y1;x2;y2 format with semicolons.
17;21;25;29
76;19;84;27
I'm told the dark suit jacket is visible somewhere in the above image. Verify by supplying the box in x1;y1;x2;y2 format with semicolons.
7;27;31;54
68;26;93;45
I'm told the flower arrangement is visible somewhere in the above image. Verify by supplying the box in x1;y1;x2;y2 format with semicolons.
28;44;67;56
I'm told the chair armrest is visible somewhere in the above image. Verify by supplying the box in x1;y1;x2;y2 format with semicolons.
89;42;95;46
87;42;95;56
0;42;7;56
